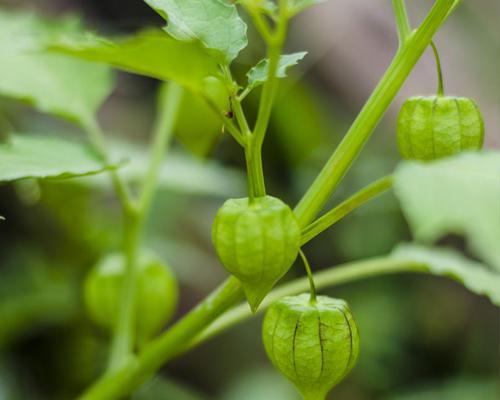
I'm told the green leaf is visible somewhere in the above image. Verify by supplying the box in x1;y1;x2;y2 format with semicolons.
175;76;228;157
285;0;326;16
392;244;500;307
143;0;248;64
0;134;114;182
51;29;222;93
247;52;307;91
394;152;500;271
0;9;113;125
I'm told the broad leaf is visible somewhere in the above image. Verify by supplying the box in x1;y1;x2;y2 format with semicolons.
394;152;500;271
247;52;307;91
0;10;113;125
391;244;500;307
51;30;222;93
144;0;248;64
285;0;326;16
0;134;114;182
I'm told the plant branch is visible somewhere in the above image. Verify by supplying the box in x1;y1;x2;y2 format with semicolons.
107;82;183;372
252;9;288;147
300;175;393;245
190;257;427;349
80;255;429;400
293;0;456;227
79;277;245;400
392;0;412;45
139;82;183;214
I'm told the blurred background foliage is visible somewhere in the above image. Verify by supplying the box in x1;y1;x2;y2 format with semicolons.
0;0;498;399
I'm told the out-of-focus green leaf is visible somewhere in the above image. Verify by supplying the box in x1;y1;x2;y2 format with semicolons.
0;9;113;125
79;140;246;197
0;134;114;182
271;82;340;165
394;152;500;271
247;52;307;91
143;0;247;64
176;77;227;157
285;0;326;16
51;30;222;93
389;377;498;400
391;244;500;306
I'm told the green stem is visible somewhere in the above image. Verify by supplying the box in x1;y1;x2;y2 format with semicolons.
392;0;412;45
139;82;183;213
107;82;183;372
293;0;456;227
430;41;445;96
299;249;317;303
244;134;267;200
81;256;428;400
82;118;136;213
243;3;273;42
79;277;245;400
107;209;142;372
252;9;288;147
300;176;393;245
242;5;289;201
191;257;427;349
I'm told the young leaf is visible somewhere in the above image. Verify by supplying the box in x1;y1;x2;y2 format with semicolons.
0;134;115;182
0;10;113;126
143;0;248;64
51;30;222;93
394;152;500;271
246;52;307;91
392;244;500;307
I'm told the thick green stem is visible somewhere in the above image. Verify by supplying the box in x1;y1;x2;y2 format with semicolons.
79;277;245;400
244;135;267;200
107;82;183;372
300;176;393;245
294;0;456;227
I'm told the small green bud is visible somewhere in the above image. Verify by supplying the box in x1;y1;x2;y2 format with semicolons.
397;96;484;161
84;250;178;345
262;294;360;400
212;196;300;311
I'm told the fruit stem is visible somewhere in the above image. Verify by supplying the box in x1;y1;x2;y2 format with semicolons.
431;41;445;96
299;249;317;304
